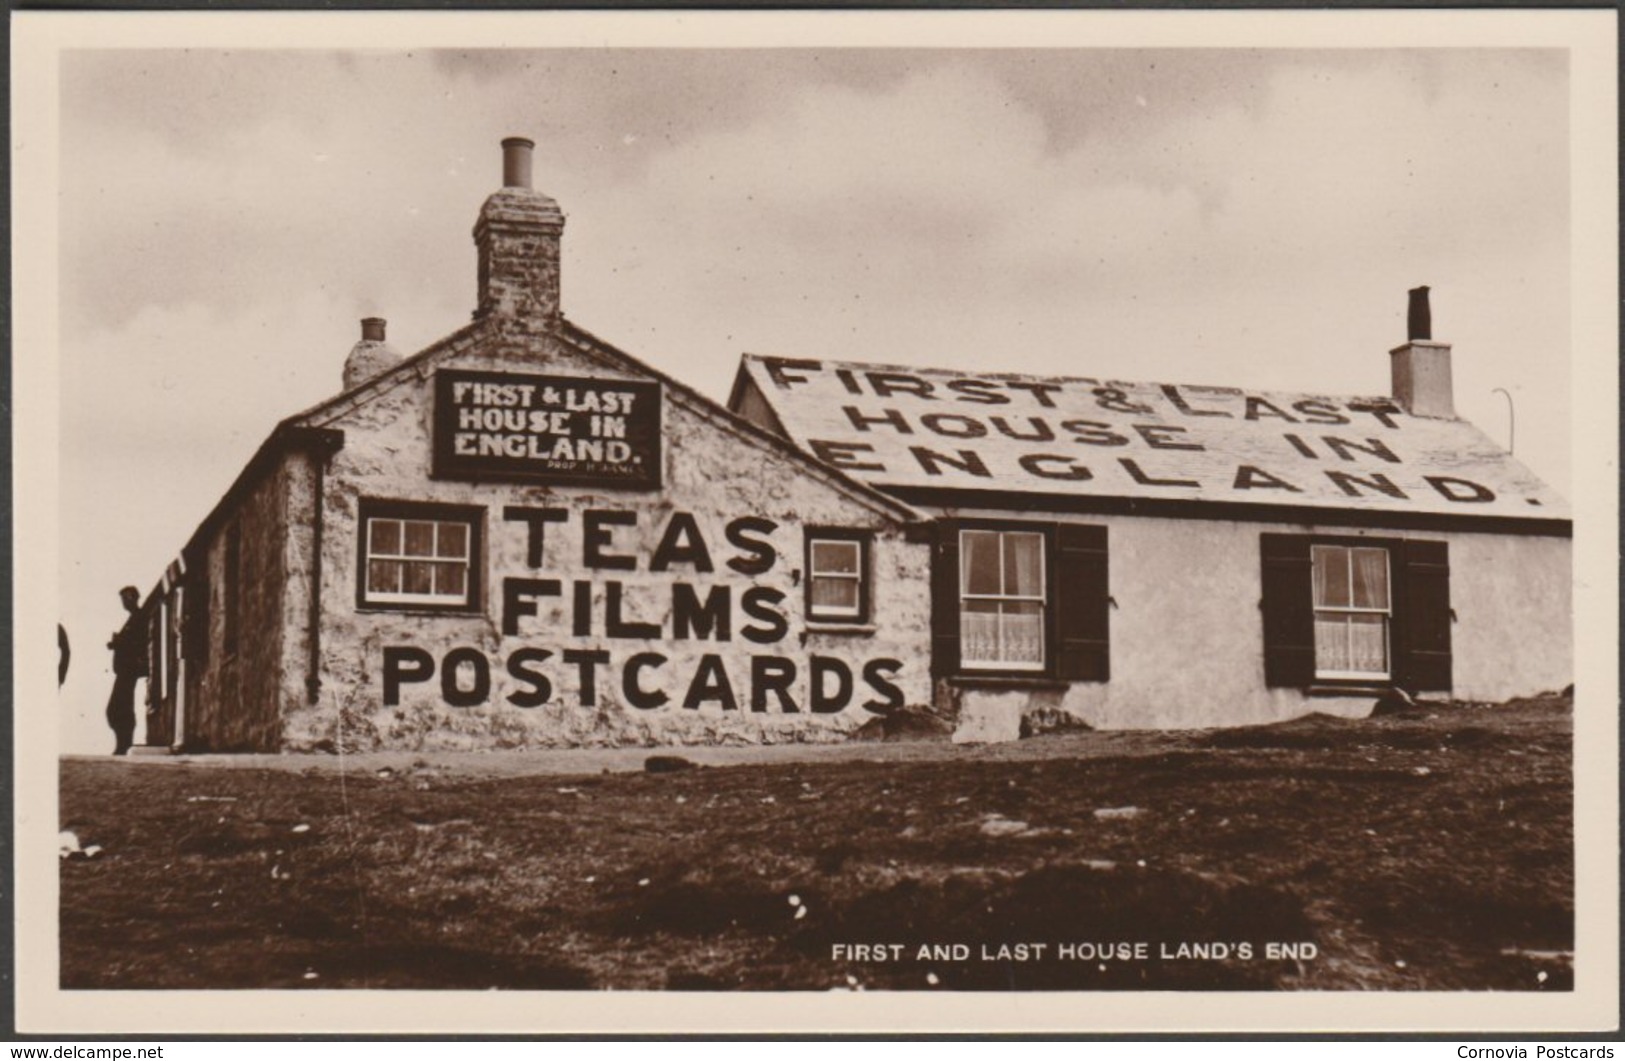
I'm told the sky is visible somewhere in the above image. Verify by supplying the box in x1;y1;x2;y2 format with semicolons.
49;40;1579;753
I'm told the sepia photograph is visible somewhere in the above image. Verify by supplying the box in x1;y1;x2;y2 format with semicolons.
12;8;1618;1035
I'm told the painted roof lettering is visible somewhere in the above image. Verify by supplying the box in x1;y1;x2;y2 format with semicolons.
735;355;1568;522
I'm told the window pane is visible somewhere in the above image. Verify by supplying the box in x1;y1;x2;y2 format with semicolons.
811;540;859;575
438;522;469;560
402;561;434;595
1348;614;1388;673
961;531;1002;595
1000;601;1045;663
437;563;467;599
1003;533;1044;597
960;530;1047;666
1312;546;1350;607
370;519;400;555
1314;616;1351;672
960;600;1001;661
369;560;401;595
403;521;436;557
811;577;859;611
363;510;476;606
1351;548;1389;609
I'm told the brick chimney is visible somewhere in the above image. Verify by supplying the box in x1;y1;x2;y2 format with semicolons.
472;137;565;325
1389;285;1455;419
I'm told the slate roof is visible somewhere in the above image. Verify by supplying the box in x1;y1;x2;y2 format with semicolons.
731;354;1570;528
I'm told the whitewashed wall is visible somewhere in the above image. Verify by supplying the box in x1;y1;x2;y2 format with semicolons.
946;509;1571;740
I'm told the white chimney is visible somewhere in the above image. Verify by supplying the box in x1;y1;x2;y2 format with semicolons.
1389;285;1455;419
342;317;402;391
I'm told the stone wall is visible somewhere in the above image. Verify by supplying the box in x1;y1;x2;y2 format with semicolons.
282;330;933;751
184;462;294;751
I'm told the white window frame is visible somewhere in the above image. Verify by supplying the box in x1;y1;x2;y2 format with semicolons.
1311;543;1392;680
361;505;480;610
959;528;1047;672
806;535;867;622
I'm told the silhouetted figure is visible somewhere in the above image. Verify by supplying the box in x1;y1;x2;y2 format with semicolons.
58;624;70;688
106;587;147;755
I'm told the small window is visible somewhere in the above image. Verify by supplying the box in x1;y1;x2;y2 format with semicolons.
959;528;1046;671
805;530;870;623
1311;544;1391;679
358;500;483;611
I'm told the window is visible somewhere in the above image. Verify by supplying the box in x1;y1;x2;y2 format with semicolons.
960;529;1047;670
805;530;870;623
358;500;484;611
1261;535;1451;693
932;521;1108;682
1311;544;1391;678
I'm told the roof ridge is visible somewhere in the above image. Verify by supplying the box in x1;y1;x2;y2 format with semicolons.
736;351;1396;405
560;323;921;525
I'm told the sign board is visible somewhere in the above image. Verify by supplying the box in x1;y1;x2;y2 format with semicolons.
433;369;662;489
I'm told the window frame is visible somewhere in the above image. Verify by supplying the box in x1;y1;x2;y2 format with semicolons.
1310;542;1393;681
356;498;486;614
956;521;1053;675
1261;531;1445;695
803;528;872;625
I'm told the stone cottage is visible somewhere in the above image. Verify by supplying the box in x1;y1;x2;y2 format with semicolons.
138;138;932;752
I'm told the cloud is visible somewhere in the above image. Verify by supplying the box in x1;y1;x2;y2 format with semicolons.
563;54;1567;413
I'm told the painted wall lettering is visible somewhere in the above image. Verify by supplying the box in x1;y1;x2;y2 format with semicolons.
381;644;904;716
378;505;905;717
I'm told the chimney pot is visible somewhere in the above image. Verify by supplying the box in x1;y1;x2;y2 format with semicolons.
1390;284;1454;418
474;136;564;324
1407;285;1431;341
501;136;535;190
343;317;402;392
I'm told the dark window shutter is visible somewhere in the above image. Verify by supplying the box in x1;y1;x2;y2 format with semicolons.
1396;539;1452;693
1260;534;1315;688
929;523;960;677
1055;524;1110;681
183;566;209;664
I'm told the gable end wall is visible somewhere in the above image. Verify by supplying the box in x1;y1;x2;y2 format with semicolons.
282;334;933;751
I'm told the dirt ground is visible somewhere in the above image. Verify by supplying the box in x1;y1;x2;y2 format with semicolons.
59;694;1573;991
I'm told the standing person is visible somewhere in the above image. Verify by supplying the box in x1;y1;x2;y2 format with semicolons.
106;587;147;755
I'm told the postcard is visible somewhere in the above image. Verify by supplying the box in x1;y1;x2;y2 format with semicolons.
13;8;1618;1035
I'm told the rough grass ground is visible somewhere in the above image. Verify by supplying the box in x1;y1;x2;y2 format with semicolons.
59;695;1572;991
